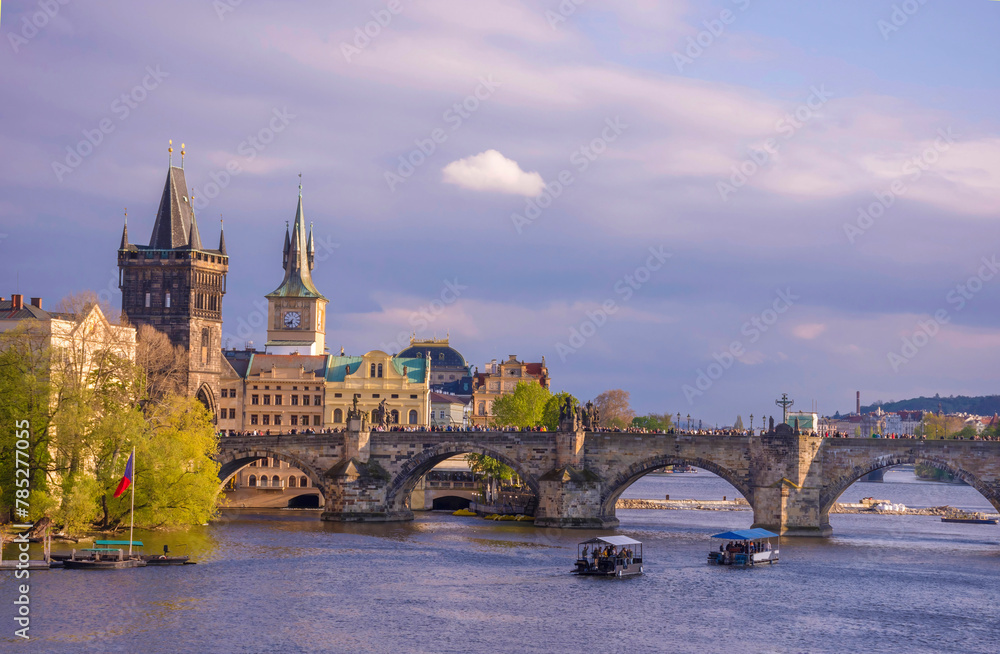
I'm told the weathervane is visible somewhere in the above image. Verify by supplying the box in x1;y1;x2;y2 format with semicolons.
775;393;794;425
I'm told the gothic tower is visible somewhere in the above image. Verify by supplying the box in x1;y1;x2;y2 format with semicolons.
265;185;328;355
118;153;228;416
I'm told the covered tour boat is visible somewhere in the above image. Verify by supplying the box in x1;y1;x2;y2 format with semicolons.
573;536;643;577
707;528;779;567
941;510;998;525
62;541;146;570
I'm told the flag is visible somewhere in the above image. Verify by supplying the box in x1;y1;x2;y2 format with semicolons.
114;451;134;498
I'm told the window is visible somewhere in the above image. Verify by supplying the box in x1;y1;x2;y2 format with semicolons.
410;394;417;399
288;476;297;488
145;292;151;307
313;415;321;426
372;394;380;399
274;415;282;426
165;292;171;308
262;415;271;425
334;393;342;398
438;375;444;380
408;410;418;425
377;363;383;378
370;363;376;377
291;395;299;406
302;395;310;406
275;395;282;405
219;410;226;420
301;415;309;425
263;395;271;405
201;329;209;366
248;475;257;487
300;476;308;488
291;415;298;426
221;389;228;398
391;394;399;399
390;410;399;424
449;375;455;380
333;408;343;423
478;402;486;416
251;395;259;405
258;476;268;488
229;408;236;420
272;475;281;487
314;395;321;405
250;415;258;425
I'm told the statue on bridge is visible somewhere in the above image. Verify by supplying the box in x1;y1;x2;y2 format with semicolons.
347;395;369;428
578;402;601;430
371;399;395;428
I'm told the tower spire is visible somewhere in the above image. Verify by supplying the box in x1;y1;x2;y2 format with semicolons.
282;221;290;269
307;221;315;270
120;208;129;249
219;215;227;255
168;140;173;167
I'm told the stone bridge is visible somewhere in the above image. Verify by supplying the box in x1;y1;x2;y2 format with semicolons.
216;422;1000;536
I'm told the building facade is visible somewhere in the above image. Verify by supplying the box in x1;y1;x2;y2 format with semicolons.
117;159;228;416
398;337;473;395
470;355;550;426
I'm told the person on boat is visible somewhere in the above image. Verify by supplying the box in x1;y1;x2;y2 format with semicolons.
582;545;589;560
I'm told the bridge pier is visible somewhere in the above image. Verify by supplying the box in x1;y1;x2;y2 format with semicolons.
320;421;408;523
749;425;831;537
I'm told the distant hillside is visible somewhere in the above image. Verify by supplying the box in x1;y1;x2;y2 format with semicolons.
858;395;1000;416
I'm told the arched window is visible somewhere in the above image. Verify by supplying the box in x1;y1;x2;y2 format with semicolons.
333;408;343;423
370;363;376;377
300;476;308;487
288;476;297;488
248;475;257;487
391;409;400;424
408;409;418;425
377;363;383;378
201;329;210;366
272;475;281;488
478;401;486;416
259;476;268;488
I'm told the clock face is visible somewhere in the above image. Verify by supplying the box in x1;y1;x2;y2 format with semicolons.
283;311;301;328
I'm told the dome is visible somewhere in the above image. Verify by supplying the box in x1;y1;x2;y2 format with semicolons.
398;342;468;370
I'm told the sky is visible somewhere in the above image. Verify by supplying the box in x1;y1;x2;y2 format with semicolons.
1;0;999;426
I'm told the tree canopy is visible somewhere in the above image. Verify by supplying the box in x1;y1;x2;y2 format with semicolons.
490;381;552;428
594;389;635;428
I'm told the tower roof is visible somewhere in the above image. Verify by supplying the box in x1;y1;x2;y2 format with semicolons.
148;166;201;250
267;192;326;300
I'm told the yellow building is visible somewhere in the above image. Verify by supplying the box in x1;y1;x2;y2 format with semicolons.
471;355;550;426
324;350;430;427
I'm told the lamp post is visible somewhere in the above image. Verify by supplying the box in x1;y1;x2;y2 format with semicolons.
686;414;691;431
750;414;754;432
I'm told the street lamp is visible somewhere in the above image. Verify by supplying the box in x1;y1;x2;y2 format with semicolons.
686;414;691;431
750;414;754;432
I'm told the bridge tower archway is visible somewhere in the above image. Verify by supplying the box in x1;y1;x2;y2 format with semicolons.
599;454;753;524
384;443;540;516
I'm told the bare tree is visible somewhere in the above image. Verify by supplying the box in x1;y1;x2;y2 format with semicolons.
135;325;188;409
593;389;635;429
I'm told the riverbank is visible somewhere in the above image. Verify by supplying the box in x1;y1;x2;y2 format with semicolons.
615;498;1000;517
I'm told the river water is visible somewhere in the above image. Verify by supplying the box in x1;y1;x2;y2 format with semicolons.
3;469;998;653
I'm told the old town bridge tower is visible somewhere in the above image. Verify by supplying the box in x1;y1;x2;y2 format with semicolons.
117;152;228;416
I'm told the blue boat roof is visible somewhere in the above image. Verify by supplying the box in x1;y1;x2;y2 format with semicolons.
711;528;778;540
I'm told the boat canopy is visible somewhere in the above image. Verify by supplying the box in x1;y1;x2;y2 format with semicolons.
95;540;144;546
710;528;778;540
579;536;642;546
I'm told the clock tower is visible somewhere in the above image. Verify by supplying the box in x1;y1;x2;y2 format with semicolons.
264;186;328;355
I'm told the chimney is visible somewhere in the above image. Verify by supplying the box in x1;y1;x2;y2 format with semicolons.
30;297;42;309
856;391;860;415
11;294;23;310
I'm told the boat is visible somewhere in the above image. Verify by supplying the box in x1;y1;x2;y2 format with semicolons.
707;528;779;566
62;543;146;570
573;536;643;577
941;510;998;525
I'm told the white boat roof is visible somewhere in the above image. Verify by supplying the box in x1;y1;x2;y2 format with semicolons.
579;536;641;546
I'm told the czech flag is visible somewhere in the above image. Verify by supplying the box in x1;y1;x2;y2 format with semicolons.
113;451;134;498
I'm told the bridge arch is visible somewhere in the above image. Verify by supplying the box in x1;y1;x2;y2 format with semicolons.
599;454;753;522
217;447;328;501
819;454;1000;517
384;442;540;515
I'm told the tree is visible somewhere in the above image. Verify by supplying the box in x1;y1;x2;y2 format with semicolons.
490;381;552;428
135;324;188;410
593;389;635;428
631;413;673;431
541;392;579;431
465;453;517;505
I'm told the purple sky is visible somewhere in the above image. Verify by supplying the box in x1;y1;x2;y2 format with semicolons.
2;1;999;425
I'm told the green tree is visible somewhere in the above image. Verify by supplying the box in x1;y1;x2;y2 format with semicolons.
465;453;517;504
631;413;673;431
541;392;579;431
490;381;552;428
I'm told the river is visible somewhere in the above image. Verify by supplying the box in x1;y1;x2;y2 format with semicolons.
2;469;998;653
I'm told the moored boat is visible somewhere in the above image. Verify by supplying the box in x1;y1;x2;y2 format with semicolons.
941;510;998;525
63;544;146;570
707;528;779;566
573;536;643;577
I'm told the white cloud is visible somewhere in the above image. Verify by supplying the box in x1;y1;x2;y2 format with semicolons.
793;323;827;340
442;149;545;197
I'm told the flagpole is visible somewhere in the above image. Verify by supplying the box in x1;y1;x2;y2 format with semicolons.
129;446;135;557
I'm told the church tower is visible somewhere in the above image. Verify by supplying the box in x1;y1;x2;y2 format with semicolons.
264;184;328;355
118;146;228;415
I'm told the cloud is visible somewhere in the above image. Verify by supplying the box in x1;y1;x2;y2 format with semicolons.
441;150;545;197
793;323;827;340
